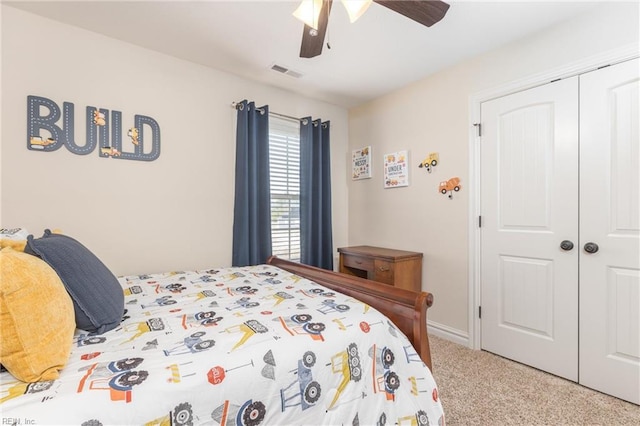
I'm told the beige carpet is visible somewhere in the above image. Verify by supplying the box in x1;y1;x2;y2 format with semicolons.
429;335;640;425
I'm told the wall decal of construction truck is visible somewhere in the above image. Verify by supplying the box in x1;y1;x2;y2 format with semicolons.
418;152;439;173
439;177;461;199
27;95;160;161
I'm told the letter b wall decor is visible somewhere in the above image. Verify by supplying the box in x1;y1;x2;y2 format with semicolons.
27;95;161;161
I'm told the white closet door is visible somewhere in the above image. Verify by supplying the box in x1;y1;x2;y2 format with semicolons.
579;58;640;404
480;77;579;381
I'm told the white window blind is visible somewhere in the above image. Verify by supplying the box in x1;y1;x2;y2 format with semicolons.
269;116;300;261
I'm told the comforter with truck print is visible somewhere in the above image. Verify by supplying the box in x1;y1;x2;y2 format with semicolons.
1;264;444;425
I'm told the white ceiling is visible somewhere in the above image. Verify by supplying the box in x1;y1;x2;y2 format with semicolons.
5;0;603;108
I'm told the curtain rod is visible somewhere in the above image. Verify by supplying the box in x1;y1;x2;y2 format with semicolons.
231;101;306;124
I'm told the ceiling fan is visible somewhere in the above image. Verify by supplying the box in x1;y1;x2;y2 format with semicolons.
294;0;450;58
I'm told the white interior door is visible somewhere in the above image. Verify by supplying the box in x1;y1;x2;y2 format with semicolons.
480;77;579;381
579;58;640;405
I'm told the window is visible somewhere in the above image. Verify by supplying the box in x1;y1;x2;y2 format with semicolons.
269;116;300;261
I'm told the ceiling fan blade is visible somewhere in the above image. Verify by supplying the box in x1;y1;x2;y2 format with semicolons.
300;0;333;58
374;0;450;27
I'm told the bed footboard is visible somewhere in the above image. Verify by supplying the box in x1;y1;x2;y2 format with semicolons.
266;256;434;370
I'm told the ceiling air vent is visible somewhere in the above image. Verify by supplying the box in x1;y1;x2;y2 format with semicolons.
270;63;303;79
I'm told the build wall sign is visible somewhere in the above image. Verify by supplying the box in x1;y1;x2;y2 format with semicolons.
27;95;161;161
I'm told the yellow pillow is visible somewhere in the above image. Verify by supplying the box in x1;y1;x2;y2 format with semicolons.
0;247;75;382
0;239;27;251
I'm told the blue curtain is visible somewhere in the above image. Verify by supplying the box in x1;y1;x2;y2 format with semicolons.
232;100;272;266
300;118;333;270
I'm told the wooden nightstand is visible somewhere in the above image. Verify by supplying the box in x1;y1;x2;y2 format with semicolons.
337;246;423;292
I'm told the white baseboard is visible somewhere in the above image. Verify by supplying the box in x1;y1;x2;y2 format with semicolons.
427;321;470;347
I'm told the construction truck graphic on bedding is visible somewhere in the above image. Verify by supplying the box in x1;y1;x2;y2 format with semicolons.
141;296;177;309
190;289;217;302
144;401;195;426
302;287;335;298
190;274;217;284
124;285;143;296
76;333;107;347
226;297;260;311
325;343;362;410
156;282;188;294
274;313;325;342
368;344;400;400
1;380;54;404
264;291;294;307
76;357;148;403
122;317;166;343
280;351;321;412
224;271;246;281
317;299;350;315
179;310;223;329
397;410;430;426
163;331;215;356
228;285;259;296
211;399;266;426
224;319;268;351
260;277;282;286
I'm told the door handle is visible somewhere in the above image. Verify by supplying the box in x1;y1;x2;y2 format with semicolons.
560;240;574;251
584;242;599;254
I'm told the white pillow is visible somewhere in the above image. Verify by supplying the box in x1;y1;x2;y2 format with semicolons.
0;228;30;240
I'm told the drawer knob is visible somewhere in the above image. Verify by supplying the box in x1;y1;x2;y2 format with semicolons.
378;266;390;272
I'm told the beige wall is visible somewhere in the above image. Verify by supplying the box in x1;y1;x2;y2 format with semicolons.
3;3;638;339
0;5;349;276
348;3;639;337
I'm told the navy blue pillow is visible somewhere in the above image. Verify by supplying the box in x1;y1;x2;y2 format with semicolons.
24;230;124;334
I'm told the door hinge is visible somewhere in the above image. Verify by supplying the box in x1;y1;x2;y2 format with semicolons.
479;306;482;319
473;123;482;137
478;216;482;228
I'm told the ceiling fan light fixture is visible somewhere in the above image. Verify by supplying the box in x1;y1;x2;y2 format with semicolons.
341;0;372;23
293;0;324;30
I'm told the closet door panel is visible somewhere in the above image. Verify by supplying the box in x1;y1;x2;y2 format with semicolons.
579;58;640;405
480;77;579;381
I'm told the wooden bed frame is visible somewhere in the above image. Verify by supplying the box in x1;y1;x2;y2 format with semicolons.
267;256;435;370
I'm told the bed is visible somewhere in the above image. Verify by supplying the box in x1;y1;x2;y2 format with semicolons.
1;253;443;426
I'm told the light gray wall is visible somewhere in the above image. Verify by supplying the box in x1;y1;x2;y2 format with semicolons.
0;5;349;276
347;3;639;337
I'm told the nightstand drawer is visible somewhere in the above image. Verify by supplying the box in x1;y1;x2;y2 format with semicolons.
342;254;374;271
373;260;394;284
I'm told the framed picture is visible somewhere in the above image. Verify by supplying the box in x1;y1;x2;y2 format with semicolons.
384;150;409;188
352;146;371;180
